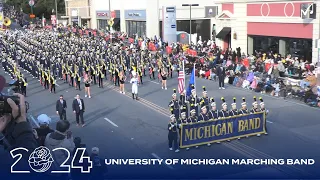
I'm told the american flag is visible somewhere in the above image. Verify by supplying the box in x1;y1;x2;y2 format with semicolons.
178;70;185;94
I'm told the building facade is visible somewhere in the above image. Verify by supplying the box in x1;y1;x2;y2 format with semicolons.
89;0;319;64
213;0;319;64
63;0;92;27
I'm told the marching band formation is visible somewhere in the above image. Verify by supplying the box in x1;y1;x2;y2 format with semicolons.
168;86;269;152
0;29;181;99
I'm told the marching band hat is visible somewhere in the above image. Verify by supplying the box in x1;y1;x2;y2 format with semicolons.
253;96;258;106
241;97;247;106
259;97;264;106
172;89;177;97
201;106;206;110
221;97;227;107
181;112;186;116
231;97;236;106
210;98;216;107
190;84;195;93
190;109;196;114
170;114;175;119
202;86;207;94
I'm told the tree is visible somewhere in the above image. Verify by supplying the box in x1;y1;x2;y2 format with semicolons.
5;0;65;19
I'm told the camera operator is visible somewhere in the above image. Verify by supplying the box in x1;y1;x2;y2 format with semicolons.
0;93;38;152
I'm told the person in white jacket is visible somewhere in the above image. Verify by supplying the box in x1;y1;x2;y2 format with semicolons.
130;71;139;100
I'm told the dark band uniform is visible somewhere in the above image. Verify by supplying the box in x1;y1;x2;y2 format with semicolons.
229;97;238;116
168;89;180;120
208;98;218;120
218;97;230;118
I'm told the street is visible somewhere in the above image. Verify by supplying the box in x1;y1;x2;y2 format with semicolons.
2;68;320;179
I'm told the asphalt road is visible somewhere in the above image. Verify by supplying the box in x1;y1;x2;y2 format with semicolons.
1;67;320;179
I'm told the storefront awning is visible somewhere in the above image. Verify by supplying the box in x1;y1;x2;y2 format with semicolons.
216;27;231;39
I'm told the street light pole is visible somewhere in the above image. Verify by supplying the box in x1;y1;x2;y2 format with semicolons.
182;4;199;45
55;0;58;25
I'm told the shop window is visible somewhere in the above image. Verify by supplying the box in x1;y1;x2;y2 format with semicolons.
285;38;312;60
252;36;279;53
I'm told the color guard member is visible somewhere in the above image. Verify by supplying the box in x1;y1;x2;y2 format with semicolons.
168;115;179;153
168;89;180;120
208;98;219;120
229;97;238;116
259;97;268;135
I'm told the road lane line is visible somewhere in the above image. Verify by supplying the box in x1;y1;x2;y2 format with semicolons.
147;80;160;85
267;120;273;123
151;153;174;170
104;118;119;127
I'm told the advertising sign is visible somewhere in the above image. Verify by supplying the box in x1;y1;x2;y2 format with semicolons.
162;6;177;44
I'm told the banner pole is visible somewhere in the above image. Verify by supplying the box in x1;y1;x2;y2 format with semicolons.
193;63;196;94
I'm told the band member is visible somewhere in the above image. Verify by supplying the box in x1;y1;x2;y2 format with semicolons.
188;85;199;116
198;106;211;146
160;67;167;90
130;71;139;100
208;98;219;120
179;90;188;117
259;97;268;135
91;65;97;84
138;66;143;84
218;97;229;118
200;86;209;112
251;96;261;137
188;109;198;123
76;73;81;90
70;69;75;87
98;66;104;88
50;75;56;93
168;89;180;120
119;71;126;94
168;115;179;153
149;65;155;80
114;65;120;86
44;71;49;89
84;74;92;98
238;97;249;115
179;112;188;125
21;77;27;96
250;96;260;114
229;97;238;116
198;106;209;122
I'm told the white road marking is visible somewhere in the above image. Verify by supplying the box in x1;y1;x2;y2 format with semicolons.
151;153;174;170
148;80;160;85
56;83;60;87
267;120;273;124
104;118;119;127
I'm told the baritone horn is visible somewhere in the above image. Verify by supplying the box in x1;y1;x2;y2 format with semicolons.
4;17;11;27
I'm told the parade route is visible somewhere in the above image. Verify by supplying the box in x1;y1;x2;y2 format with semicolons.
2;68;320;178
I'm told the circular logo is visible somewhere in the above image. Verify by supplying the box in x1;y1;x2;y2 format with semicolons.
284;2;295;17
260;3;270;17
28;146;54;173
181;34;186;39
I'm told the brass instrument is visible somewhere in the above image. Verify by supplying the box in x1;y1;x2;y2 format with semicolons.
3;17;12;27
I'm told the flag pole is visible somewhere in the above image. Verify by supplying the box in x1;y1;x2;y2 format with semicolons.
193;63;196;94
183;59;186;100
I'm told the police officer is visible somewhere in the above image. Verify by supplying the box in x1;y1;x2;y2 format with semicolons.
208;98;219;120
259;97;268;135
188;85;199;116
168;89;180;120
168;114;179;153
219;97;230;118
229;97;238;116
200;86;209;112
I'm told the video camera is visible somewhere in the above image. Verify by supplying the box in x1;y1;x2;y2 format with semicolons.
0;77;28;115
